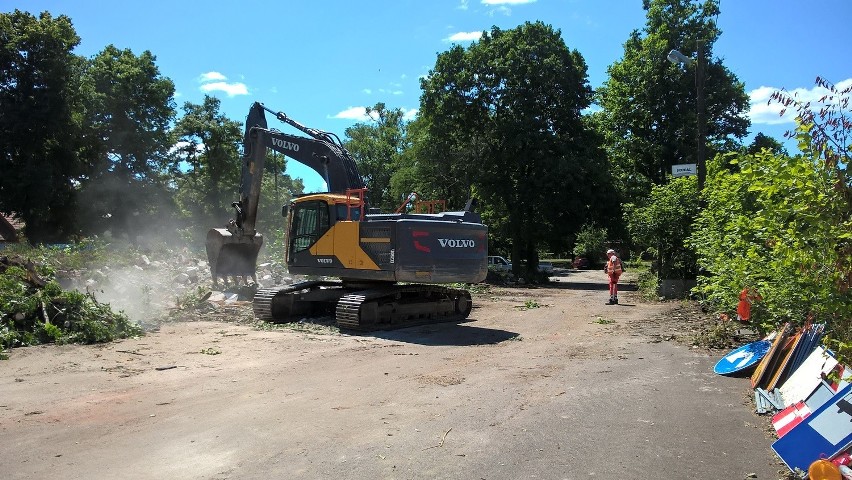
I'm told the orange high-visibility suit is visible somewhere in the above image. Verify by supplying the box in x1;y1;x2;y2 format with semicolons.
606;252;623;304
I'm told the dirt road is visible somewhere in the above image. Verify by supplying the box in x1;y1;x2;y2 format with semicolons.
1;270;784;479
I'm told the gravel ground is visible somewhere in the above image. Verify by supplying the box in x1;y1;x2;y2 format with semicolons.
0;269;791;479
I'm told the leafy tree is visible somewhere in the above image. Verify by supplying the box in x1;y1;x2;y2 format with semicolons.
746;132;787;156
256;151;304;250
343;103;408;212
417;21;610;274
689;76;851;365
772;76;850;173
624;175;699;279
0;10;86;242
172;96;242;233
76;45;177;241
390;114;482;210
595;0;750;201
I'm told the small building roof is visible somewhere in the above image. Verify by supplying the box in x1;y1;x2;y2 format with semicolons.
0;213;22;242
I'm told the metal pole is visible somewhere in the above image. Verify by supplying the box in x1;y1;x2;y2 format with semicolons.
696;40;706;192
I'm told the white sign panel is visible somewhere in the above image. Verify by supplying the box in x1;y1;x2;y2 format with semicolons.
672;164;697;177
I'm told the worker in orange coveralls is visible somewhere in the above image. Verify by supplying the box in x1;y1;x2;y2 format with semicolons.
737;287;761;322
605;249;623;305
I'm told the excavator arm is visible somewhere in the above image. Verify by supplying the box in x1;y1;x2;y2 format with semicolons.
206;102;365;286
232;102;364;235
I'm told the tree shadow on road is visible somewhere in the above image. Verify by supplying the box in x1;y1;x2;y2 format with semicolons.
546;281;638;292
360;321;519;346
492;268;639;293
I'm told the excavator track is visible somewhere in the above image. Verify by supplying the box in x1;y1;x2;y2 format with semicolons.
253;282;473;331
252;280;342;321
335;284;473;331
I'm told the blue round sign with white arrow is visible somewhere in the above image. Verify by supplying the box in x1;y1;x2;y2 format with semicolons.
714;339;772;375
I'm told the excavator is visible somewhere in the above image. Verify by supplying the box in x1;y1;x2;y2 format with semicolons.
205;102;488;331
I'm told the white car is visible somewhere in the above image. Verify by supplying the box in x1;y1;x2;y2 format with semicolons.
487;255;512;272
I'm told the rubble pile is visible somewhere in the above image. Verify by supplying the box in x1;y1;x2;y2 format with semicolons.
54;252;294;329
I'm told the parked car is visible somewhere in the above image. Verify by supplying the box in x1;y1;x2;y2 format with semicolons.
508;259;554;274
487;255;512;272
572;257;591;269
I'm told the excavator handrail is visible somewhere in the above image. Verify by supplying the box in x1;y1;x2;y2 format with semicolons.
394;192;447;214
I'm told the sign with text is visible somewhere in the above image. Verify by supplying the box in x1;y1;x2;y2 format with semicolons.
672;164;697;177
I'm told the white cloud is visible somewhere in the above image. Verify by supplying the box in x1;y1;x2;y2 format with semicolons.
197;71;249;97
458;0;469;10
169;140;204;155
747;86;794;125
363;88;372;95
332;106;419;122
333;107;372;121
445;31;483;43
378;87;405;96
748;78;852;126
482;0;535;4
198;71;227;83
200;81;249;97
402;108;419;121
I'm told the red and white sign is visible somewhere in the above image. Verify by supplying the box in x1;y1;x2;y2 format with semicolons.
772;401;811;438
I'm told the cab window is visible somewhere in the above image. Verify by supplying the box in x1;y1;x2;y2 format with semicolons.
335;204;361;221
290;200;330;255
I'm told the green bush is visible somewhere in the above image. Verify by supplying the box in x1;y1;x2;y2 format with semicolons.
573;223;608;265
0;255;142;352
690;138;851;356
636;270;660;301
624;176;699;279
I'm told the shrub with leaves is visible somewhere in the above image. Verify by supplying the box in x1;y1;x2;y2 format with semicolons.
573;223;608;266
0;255;142;352
624;176;699;279
690;142;851;347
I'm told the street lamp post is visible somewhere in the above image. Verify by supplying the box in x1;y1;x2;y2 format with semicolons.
668;41;706;192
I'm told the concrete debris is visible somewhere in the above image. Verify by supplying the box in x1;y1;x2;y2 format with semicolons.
53;249;290;330
207;292;226;302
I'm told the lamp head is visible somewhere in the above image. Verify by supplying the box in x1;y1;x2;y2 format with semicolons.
667;49;692;65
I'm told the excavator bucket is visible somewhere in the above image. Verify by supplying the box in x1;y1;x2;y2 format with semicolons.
205;228;264;286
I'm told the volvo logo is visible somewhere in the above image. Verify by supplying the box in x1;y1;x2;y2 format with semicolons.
438;238;475;248
271;137;300;152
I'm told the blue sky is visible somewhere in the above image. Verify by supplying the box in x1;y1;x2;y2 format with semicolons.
7;0;851;192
